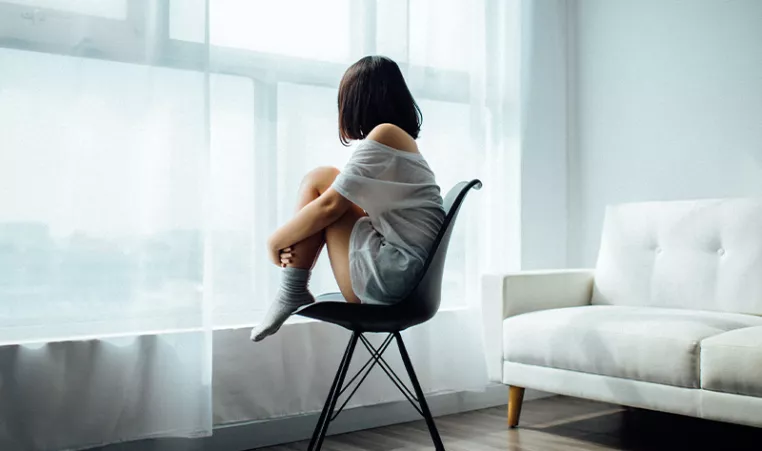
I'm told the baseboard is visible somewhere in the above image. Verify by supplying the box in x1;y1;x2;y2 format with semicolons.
97;386;549;451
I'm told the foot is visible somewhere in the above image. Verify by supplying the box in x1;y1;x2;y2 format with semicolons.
250;292;314;342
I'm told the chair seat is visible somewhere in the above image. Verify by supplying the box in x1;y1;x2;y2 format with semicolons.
296;293;423;333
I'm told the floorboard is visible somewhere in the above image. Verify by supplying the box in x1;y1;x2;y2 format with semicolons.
256;395;762;450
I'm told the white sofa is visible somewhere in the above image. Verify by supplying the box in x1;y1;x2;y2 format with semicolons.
483;198;762;428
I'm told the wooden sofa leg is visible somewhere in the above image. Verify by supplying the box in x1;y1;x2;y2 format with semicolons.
508;386;525;428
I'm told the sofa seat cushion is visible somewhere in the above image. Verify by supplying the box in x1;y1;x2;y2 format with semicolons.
503;306;762;388
701;326;762;397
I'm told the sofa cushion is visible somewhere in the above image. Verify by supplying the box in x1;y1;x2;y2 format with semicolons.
503;305;762;388
592;198;762;315
701;326;762;397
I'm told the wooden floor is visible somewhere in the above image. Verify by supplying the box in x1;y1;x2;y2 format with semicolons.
257;395;762;450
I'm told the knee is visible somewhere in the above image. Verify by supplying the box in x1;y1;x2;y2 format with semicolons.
302;166;340;191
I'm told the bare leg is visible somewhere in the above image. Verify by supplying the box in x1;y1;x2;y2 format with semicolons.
283;166;365;303
323;206;365;303
251;167;364;342
284;166;337;270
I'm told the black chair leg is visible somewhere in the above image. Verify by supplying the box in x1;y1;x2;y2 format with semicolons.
394;332;445;451
308;332;359;451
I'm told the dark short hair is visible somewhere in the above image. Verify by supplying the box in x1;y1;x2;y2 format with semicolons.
338;56;422;146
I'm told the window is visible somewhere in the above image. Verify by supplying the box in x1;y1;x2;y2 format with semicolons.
0;0;489;338
212;0;351;62
408;0;477;71
0;48;207;341
208;74;258;326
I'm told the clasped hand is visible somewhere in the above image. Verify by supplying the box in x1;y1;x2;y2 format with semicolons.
268;238;295;268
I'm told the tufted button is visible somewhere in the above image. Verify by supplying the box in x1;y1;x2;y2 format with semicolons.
717;248;725;256
655;247;662;254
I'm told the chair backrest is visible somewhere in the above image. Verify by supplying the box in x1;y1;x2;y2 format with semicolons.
592;198;762;315
398;179;482;324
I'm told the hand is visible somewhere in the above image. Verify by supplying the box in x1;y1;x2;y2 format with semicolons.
279;247;294;268
268;236;295;268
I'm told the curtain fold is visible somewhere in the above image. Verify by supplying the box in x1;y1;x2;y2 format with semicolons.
0;334;211;451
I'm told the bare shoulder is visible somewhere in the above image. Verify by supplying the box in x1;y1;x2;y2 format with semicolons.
366;123;419;154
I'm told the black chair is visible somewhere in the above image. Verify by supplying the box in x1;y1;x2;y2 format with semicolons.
295;179;482;451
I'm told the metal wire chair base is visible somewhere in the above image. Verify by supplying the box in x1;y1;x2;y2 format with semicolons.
307;332;445;451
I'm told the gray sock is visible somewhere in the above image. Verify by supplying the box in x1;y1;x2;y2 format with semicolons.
251;267;315;342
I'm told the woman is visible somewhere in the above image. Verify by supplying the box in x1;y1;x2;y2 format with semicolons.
252;56;444;342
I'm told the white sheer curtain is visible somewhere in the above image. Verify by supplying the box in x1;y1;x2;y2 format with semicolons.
193;0;519;325
0;1;213;449
0;0;519;448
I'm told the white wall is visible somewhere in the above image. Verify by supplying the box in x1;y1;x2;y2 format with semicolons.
569;0;762;266
520;0;570;270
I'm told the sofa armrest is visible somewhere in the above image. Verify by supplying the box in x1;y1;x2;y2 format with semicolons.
498;269;595;318
481;269;595;382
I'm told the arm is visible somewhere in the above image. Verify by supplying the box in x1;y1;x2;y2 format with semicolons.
267;124;409;261
267;188;352;261
481;269;595;382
